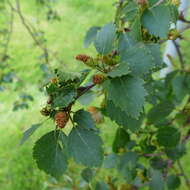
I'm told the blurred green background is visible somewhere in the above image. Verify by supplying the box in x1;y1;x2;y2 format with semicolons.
0;0;190;190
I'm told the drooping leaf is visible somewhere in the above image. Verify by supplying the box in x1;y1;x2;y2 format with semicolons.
84;26;100;48
104;76;147;118
81;168;94;183
68;127;103;167
20;123;42;145
94;23;116;55
112;128;130;153
166;144;186;160
33;130;68;178
118;152;138;181
147;101;174;125
149;169;164;190
95;181;109;190
141;5;171;38
167;175;181;189
157;127;180;148
103;101;143;132
73;109;96;130
172;74;188;101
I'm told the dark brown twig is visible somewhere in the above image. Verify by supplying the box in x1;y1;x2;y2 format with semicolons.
172;40;185;70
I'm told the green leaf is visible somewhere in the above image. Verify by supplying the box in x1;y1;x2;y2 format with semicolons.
57;69;90;85
103;154;119;169
146;43;163;68
103;101;143;132
94;23;116;55
73;109;96;130
172;74;188;101
53;87;77;108
122;1;139;22
20;123;42;145
167;175;181;189
112;128;130;153
95;181;109;190
84;26;100;48
157;127;180;148
121;43;157;76
130;15;142;41
118;33;136;54
118;152;138;181
141;5;171;37
107;62;130;78
104;76;147;118
81;168;94;183
169;5;179;24
147;101;174;125
68;127;103;167
33;130;68;178
149;169;164;190
118;152;138;170
166;144;186;160
150;157;167;170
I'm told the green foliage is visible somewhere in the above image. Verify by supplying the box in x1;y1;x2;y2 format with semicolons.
141;5;171;38
104;76;147;118
73;109;96;130
94;23;116;55
68;126;104;167
157;126;181;148
33;130;68;178
112;128;130;153
2;0;190;189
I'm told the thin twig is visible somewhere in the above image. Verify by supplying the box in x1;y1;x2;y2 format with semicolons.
76;84;96;100
1;5;14;60
12;0;50;65
172;40;185;70
177;160;190;189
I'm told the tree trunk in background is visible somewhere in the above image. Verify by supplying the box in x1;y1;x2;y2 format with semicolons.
161;0;189;77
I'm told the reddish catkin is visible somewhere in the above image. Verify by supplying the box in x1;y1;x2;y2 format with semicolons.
136;0;147;5
93;74;105;85
55;111;69;128
75;54;90;63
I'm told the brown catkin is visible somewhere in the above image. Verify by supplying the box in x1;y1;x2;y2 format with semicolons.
93;74;105;85
136;0;147;5
75;54;90;63
55;111;69;128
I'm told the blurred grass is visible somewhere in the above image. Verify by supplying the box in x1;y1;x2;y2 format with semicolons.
0;0;115;189
0;0;190;190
